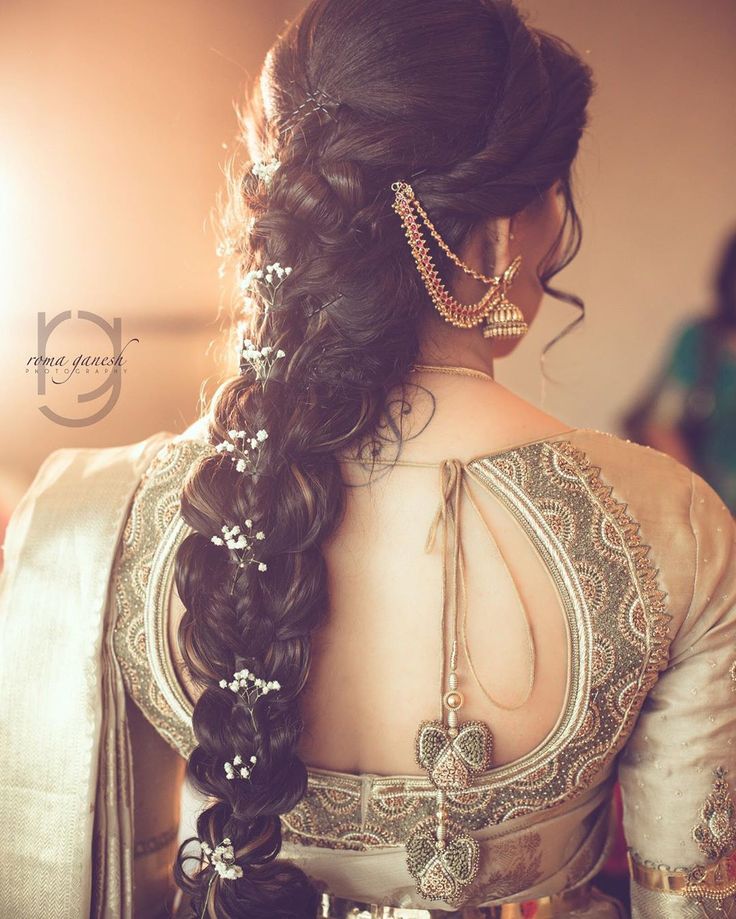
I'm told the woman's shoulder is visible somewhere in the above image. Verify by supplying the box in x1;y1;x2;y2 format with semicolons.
483;427;701;637
563;427;693;495
558;428;697;546
467;425;694;513
6;430;181;558
560;428;734;635
47;418;213;500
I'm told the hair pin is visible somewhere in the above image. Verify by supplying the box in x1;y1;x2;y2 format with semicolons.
279;88;340;135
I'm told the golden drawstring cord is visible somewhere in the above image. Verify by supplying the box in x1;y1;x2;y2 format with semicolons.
339;451;537;710
424;458;462;711
424;459;536;712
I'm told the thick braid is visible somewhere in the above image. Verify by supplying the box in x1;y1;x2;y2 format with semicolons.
172;1;594;916
171;102;421;919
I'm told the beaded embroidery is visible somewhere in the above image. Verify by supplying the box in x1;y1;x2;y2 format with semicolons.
112;433;674;858
693;767;736;862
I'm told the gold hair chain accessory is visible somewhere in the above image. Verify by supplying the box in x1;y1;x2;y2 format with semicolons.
391;181;529;340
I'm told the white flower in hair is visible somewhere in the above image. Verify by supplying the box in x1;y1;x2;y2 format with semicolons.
251;157;280;185
224;752;258;781
200;837;243;880
210;521;268;584
236;324;287;384
239;262;293;321
213;426;268;476
219;666;281;719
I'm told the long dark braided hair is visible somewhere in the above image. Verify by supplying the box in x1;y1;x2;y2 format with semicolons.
172;0;595;915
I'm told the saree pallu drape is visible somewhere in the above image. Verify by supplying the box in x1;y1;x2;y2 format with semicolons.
0;433;170;918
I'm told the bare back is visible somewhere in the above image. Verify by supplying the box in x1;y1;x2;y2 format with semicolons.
169;376;575;777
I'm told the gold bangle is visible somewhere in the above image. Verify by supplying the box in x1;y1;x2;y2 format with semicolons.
627;848;736;896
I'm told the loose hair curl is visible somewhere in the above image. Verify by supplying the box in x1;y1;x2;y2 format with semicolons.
173;0;595;915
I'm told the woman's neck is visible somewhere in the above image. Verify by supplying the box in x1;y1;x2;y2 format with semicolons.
415;311;501;378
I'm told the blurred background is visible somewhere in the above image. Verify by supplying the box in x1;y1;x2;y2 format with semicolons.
2;0;736;520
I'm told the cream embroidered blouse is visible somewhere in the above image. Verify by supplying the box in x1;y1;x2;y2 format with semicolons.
110;427;736;915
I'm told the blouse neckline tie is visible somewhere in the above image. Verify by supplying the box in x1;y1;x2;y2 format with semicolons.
425;458;537;713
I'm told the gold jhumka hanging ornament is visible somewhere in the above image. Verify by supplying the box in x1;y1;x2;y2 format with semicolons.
391;180;528;340
405;637;492;905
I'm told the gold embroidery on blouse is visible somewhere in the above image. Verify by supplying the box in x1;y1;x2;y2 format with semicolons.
729;659;736;692
693;767;736;862
114;434;674;852
112;437;213;759
282;439;674;849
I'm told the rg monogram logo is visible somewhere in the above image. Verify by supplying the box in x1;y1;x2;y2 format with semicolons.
27;310;139;427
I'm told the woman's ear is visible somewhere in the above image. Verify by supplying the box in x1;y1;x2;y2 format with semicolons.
487;215;514;276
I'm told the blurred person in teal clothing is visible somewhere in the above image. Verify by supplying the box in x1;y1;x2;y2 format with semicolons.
625;230;736;515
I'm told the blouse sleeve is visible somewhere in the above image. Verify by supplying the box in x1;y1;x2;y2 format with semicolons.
617;467;736;916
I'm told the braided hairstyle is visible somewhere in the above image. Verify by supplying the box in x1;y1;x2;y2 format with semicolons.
172;0;595;915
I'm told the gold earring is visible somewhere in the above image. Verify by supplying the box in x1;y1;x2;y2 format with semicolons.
391;181;527;340
480;256;528;340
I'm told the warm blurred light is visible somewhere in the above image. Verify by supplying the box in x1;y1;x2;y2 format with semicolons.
0;162;17;318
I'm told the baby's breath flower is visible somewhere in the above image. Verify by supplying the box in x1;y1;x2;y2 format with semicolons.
213;428;266;476
239;262;293;323
237;329;287;384
200;838;243;880
221;667;281;719
210;522;268;582
251;157;280;185
224;752;258;781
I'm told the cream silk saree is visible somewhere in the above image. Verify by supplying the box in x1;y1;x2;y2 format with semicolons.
0;433;170;918
2;426;736;918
